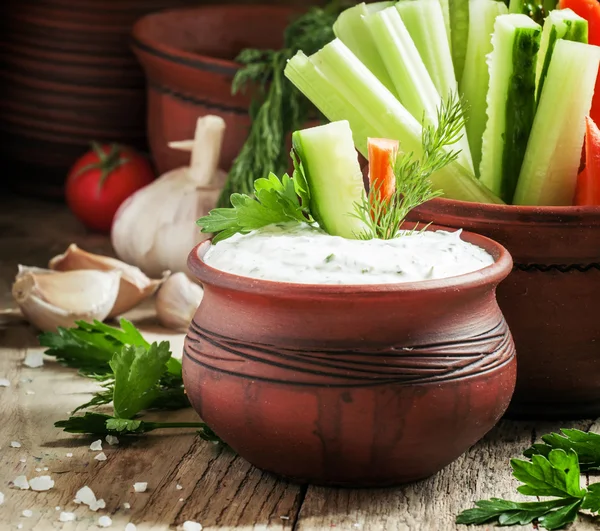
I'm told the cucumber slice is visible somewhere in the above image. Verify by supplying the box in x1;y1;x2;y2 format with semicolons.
449;0;470;82
535;8;588;102
513;40;600;206
292;121;368;239
395;0;457;100
365;6;474;173
479;14;541;203
333;2;396;94
460;0;508;176
284;41;503;204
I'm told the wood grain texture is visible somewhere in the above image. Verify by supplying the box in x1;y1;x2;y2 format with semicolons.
0;194;599;530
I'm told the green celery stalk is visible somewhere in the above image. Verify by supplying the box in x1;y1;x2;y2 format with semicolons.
479;14;541;202
535;8;588;102
365;6;474;173
284;40;503;204
332;2;396;94
460;0;508;176
449;0;471;82
395;0;457;102
513;40;600;206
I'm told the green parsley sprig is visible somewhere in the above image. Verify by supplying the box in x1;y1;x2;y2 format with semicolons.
352;94;468;240
198;152;313;243
40;320;218;441
458;431;600;529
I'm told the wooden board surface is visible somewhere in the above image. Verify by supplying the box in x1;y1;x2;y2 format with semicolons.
1;193;599;530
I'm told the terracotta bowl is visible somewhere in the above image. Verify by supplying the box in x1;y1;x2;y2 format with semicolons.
183;227;516;486
409;199;600;419
131;5;303;176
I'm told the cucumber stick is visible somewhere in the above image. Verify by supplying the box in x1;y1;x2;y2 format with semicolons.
449;0;470;82
535;9;588;102
333;2;396;95
395;0;457;101
284;40;503;204
479;14;541;203
292;121;368;239
365;7;474;173
513;40;600;206
460;0;508;176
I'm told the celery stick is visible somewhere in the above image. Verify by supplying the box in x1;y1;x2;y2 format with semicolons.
332;2;396;94
460;0;508;176
513;40;600;206
396;0;457;100
284;41;503;204
479;14;541;203
535;9;588;102
449;0;470;82
365;7;474;173
438;0;452;47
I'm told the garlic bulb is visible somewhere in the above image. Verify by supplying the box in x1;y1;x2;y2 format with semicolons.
12;266;121;332
155;272;203;331
111;115;227;278
49;244;167;318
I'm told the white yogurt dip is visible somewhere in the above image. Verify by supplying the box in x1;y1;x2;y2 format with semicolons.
203;223;494;285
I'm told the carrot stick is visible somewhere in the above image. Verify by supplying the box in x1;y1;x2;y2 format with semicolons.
368;138;399;205
574;117;600;205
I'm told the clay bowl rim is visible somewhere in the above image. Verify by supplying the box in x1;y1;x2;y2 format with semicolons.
188;224;513;298
131;4;302;75
423;197;600;225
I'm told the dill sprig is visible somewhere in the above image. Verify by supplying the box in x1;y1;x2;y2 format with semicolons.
217;2;347;207
353;94;466;240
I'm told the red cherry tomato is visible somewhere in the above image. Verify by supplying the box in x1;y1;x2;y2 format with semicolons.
65;143;155;233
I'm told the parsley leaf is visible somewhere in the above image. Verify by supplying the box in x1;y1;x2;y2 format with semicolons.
110;343;171;419
198;168;314;243
525;429;600;472
55;412;212;437
457;449;592;530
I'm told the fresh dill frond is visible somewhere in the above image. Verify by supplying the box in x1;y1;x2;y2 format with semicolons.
352;94;465;240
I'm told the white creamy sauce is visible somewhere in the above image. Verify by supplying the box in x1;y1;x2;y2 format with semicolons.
203;223;494;285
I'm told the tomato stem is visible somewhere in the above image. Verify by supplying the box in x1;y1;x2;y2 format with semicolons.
71;142;129;196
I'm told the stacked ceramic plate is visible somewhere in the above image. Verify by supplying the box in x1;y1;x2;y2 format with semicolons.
0;0;199;197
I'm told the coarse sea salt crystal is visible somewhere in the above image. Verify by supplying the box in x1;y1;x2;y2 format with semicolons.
176;484;183;490
35;468;42;472
23;352;44;368
0;378;10;387
182;521;203;531
19;458;26;463
65;452;73;458
12;475;29;490
11;441;21;448
55;506;60;511
59;512;76;522
43;467;48;471
22;510;33;518
125;523;137;531
94;452;107;461
29;476;54;491
133;482;147;493
123;502;131;509
0;492;4;505
74;485;106;511
98;515;112;528
26;390;35;395
105;435;119;446
90;439;102;451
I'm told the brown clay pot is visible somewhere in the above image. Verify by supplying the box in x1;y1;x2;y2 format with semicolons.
183;228;516;486
409;199;600;419
131;5;303;176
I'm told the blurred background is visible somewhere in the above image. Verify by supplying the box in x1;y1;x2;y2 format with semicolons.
0;0;326;198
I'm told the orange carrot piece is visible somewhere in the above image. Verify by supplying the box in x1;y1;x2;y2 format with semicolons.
574;117;600;205
367;138;399;204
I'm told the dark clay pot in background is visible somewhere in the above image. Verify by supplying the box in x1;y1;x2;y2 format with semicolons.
410;199;600;419
132;5;302;176
183;228;516;486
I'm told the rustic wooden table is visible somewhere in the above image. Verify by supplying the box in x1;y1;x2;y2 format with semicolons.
1;193;598;531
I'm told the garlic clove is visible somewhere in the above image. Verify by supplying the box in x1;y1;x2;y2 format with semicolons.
155;272;203;332
12;267;121;332
49;244;168;318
